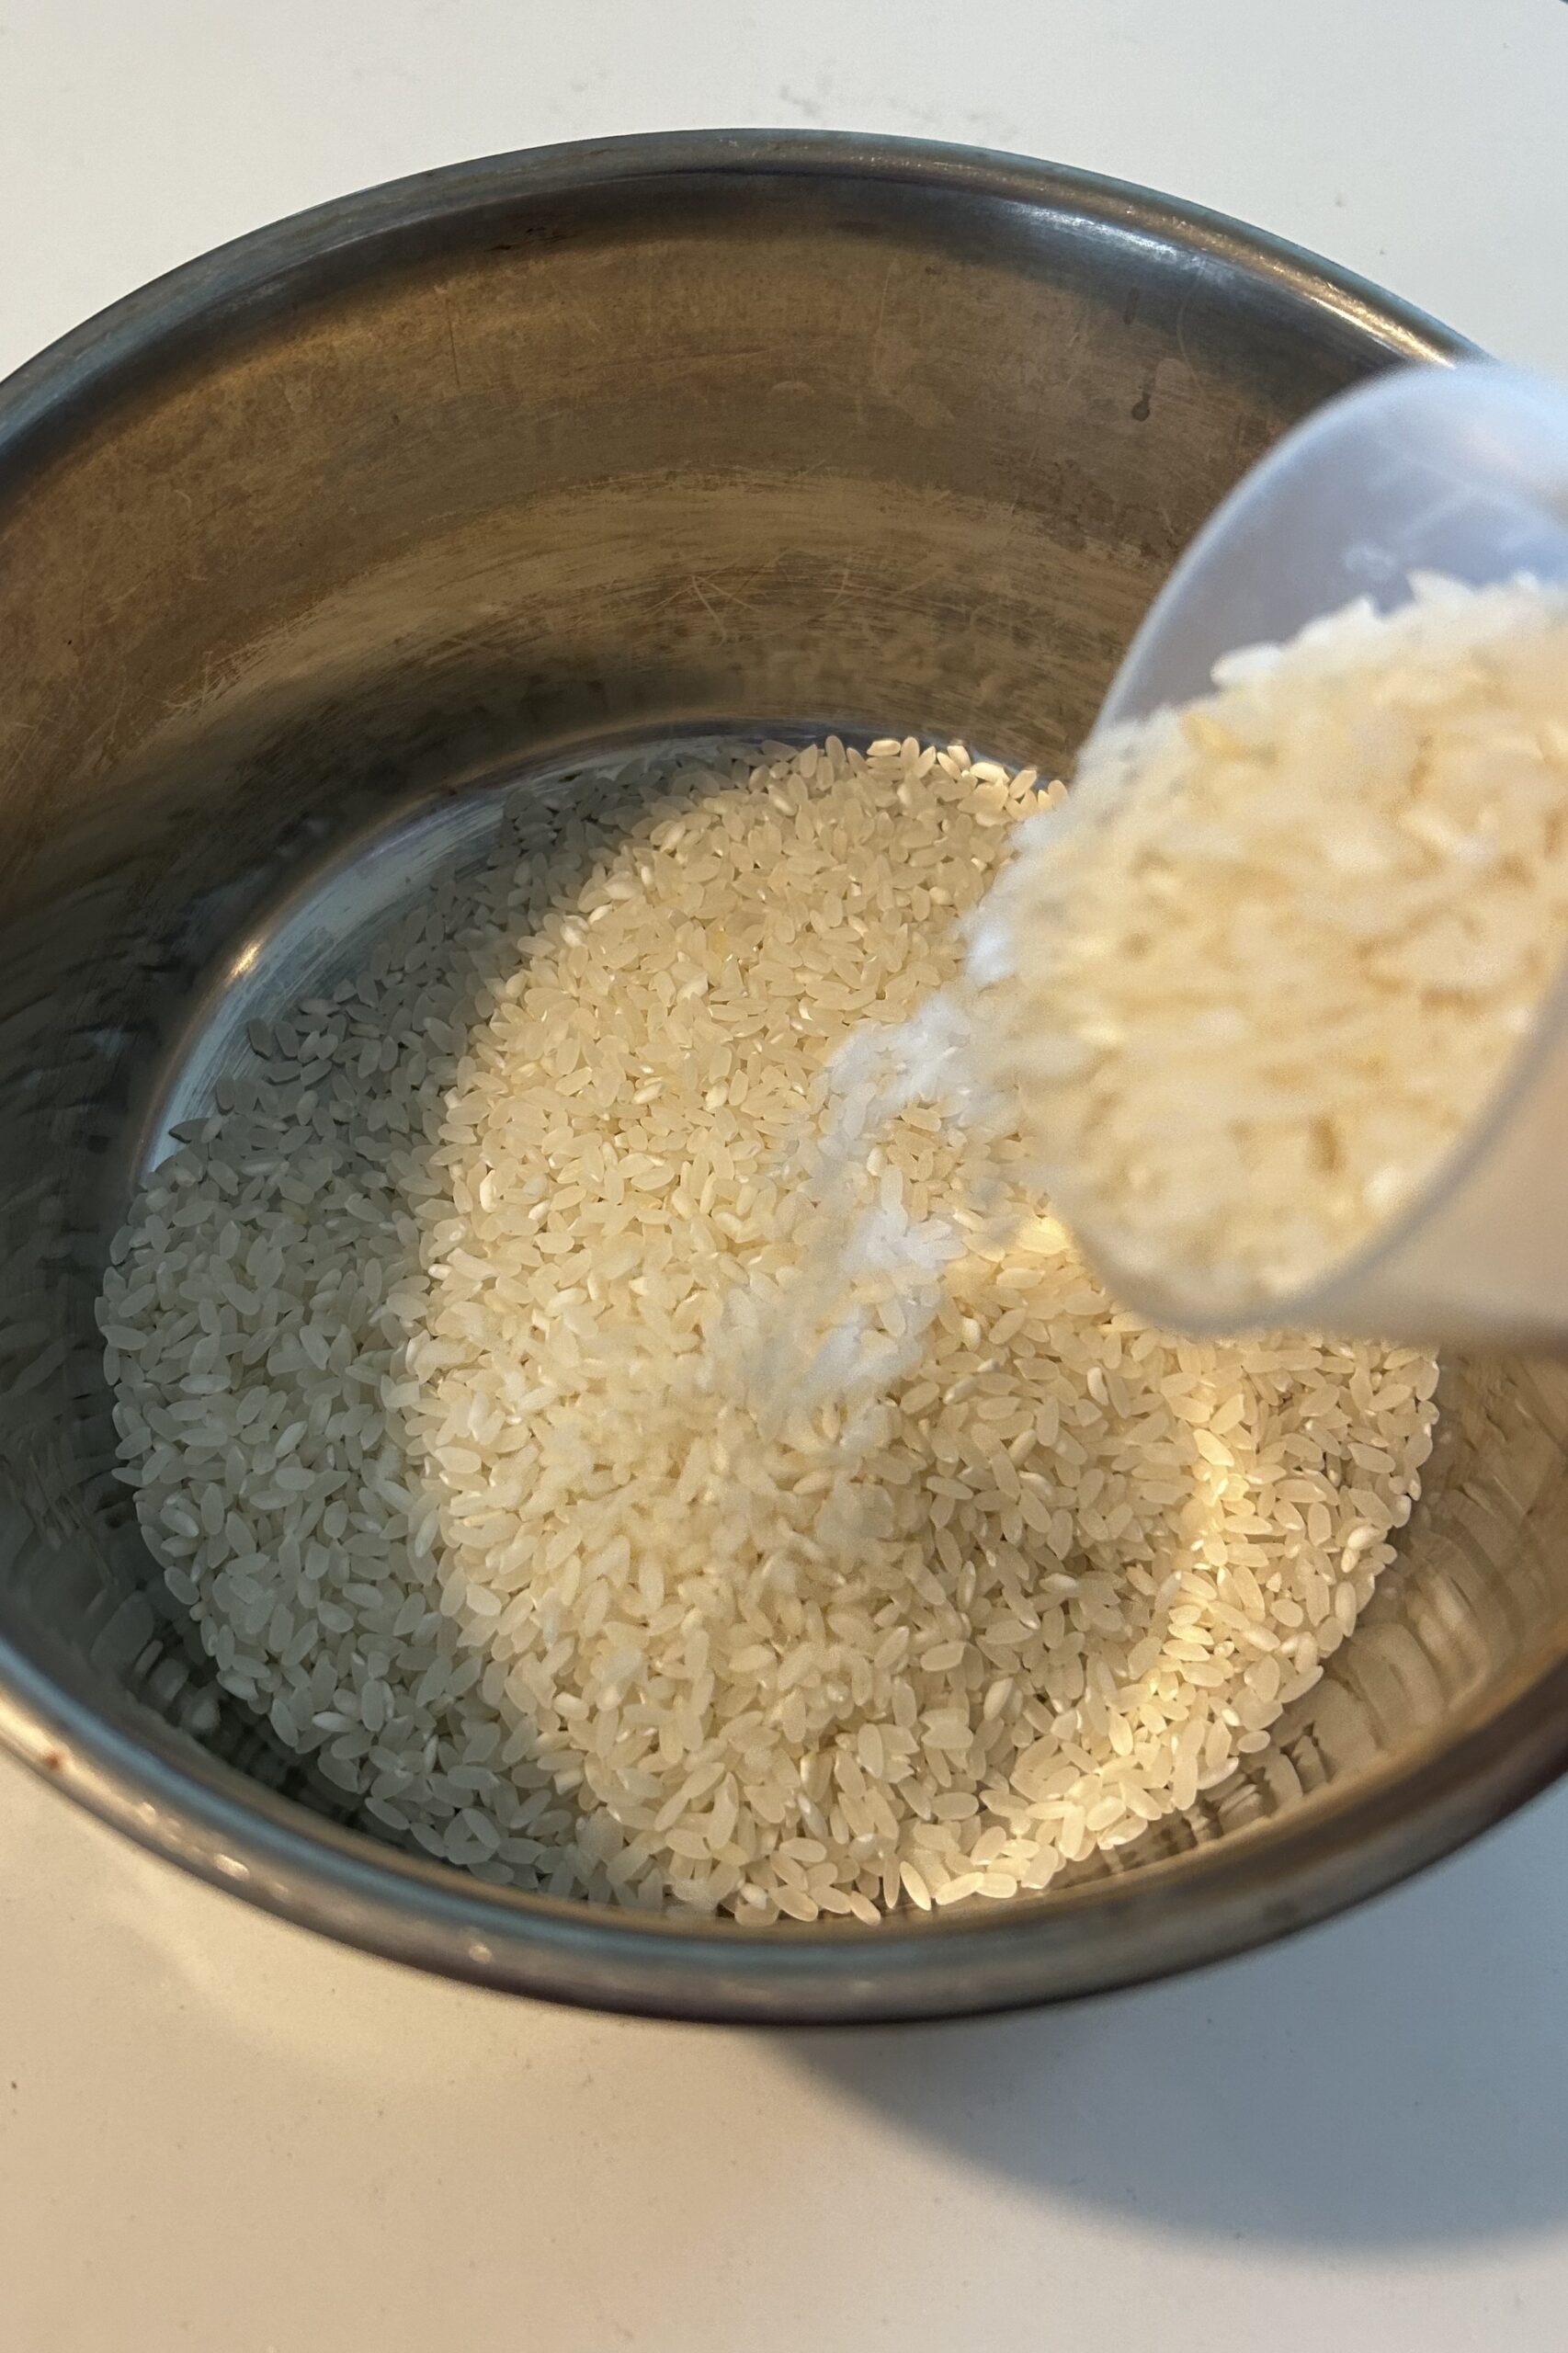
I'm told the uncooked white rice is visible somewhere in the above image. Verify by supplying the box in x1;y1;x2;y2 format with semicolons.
967;575;1568;1315
100;735;1438;1919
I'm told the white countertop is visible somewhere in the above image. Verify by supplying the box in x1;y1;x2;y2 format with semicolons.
4;4;1568;2347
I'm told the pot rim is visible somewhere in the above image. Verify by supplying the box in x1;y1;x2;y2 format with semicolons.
1;130;1518;2024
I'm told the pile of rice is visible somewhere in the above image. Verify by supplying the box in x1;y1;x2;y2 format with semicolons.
971;575;1568;1315
100;736;1437;1920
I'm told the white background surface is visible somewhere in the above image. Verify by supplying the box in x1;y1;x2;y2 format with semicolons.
3;3;1568;2347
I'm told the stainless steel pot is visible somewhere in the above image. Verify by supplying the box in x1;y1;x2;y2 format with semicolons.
1;131;1561;2022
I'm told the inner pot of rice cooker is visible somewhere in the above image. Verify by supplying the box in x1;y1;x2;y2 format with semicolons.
2;131;1563;2023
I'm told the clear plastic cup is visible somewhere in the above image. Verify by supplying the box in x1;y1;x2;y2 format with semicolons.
1086;362;1568;1347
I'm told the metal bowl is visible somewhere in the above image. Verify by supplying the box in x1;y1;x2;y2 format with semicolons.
1;131;1561;2022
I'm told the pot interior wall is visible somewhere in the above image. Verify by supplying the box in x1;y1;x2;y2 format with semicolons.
2;154;1562;1900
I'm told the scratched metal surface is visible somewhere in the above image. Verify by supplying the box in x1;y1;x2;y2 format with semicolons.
6;135;1558;2021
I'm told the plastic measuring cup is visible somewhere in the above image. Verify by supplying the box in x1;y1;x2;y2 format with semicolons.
1085;361;1568;1347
